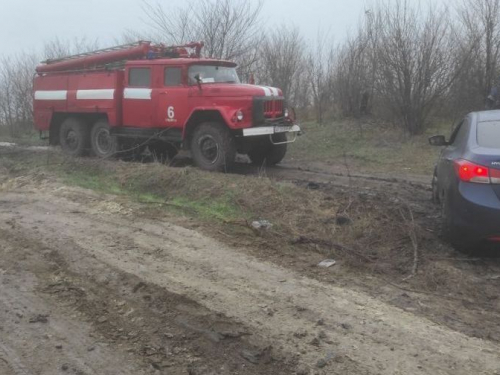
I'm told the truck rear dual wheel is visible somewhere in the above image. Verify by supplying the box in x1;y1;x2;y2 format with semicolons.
90;120;118;159
248;133;287;166
59;117;90;157
190;122;236;172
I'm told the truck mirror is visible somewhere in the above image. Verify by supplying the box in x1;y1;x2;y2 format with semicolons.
194;74;202;90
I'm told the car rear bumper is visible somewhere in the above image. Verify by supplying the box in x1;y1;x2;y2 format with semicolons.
451;182;500;241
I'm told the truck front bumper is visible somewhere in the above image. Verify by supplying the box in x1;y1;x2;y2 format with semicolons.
241;124;301;137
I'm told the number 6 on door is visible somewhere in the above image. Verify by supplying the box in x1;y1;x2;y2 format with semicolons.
167;106;175;119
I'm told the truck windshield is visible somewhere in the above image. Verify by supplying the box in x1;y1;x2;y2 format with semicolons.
188;65;240;85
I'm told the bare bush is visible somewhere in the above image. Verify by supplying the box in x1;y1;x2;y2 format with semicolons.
369;1;458;135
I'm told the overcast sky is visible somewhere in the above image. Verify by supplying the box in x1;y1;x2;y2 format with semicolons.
0;0;448;59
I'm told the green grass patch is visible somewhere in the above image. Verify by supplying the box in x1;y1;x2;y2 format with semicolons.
61;168;124;195
1;152;246;223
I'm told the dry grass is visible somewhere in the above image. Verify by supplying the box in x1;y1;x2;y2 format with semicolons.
288;119;453;175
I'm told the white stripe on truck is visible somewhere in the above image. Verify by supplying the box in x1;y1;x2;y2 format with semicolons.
268;87;279;96
34;90;67;100
76;89;114;100
124;88;152;100
259;86;272;96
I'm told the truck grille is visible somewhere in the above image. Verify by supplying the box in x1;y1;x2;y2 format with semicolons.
263;99;284;119
253;97;285;126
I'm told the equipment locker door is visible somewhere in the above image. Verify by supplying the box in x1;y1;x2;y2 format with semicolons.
156;66;189;129
123;67;154;127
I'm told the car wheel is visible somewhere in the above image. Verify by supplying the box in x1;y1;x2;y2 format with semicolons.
431;171;439;204
90;120;117;158
248;133;288;166
441;191;474;252
190;122;236;172
59;117;90;157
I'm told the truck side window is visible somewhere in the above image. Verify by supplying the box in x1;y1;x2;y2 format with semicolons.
129;68;151;87
164;68;182;86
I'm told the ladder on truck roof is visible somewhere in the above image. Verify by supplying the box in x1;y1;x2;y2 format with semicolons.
36;41;204;74
42;41;150;65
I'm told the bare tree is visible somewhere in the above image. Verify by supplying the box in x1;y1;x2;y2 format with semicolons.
141;0;263;75
447;0;500;113
307;32;336;125
0;53;38;136
370;1;459;135
42;37;100;60
257;26;307;106
334;28;374;118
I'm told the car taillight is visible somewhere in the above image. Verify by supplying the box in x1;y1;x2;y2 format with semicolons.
491;168;500;184
454;159;490;183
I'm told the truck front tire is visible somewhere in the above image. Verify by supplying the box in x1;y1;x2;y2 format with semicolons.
90;120;117;159
248;133;287;166
59;117;90;157
190;122;236;172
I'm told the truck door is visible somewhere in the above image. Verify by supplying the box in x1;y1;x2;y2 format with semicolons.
123;67;153;127
156;66;189;129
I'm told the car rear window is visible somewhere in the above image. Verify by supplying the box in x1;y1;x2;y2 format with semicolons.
477;121;500;148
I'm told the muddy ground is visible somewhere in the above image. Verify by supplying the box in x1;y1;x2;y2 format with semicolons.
1;145;500;374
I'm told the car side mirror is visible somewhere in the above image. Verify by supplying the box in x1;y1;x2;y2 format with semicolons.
428;135;448;146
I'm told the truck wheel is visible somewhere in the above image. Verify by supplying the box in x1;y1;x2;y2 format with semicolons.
59;117;90;157
149;141;178;163
190;122;236;172
248;133;287;166
90;120;117;158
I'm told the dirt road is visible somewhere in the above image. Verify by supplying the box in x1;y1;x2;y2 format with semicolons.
1;176;499;374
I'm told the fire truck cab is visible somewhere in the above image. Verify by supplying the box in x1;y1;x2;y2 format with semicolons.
33;41;300;171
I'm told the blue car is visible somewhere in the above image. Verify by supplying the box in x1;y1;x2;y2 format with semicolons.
429;110;500;250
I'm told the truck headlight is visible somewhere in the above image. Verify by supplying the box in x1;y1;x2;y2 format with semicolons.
236;110;244;121
284;108;289;118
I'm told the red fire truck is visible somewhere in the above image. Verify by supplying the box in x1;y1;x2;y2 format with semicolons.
33;41;300;171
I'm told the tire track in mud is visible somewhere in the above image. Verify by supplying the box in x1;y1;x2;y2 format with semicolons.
0;217;297;375
1;188;499;375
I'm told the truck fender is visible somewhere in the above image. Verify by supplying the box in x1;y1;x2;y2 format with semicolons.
183;108;232;142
